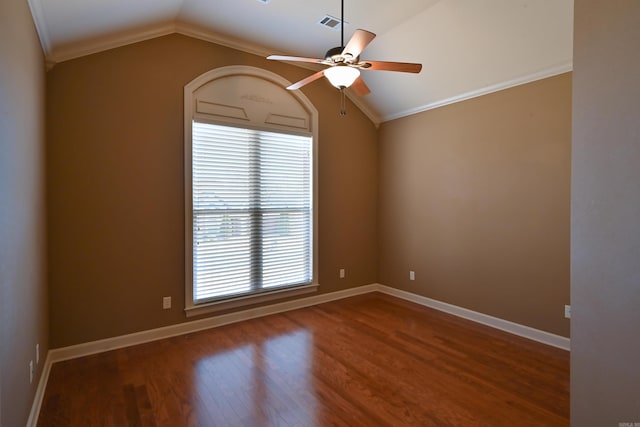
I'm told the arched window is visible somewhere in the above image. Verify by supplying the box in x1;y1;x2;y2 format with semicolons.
184;66;319;317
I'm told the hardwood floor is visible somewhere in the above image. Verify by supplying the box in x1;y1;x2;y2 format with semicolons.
38;293;569;426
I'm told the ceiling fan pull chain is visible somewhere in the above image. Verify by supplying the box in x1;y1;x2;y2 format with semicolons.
340;87;347;116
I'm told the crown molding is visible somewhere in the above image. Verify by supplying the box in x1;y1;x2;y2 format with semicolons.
43;21;285;68
45;22;176;65
24;0;380;129
382;61;573;122
27;0;52;56
174;22;273;59
175;23;382;126
31;17;569;126
28;1;570;126
36;18;383;124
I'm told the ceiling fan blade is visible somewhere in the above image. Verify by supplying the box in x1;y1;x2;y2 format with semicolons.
287;70;326;90
342;29;376;59
267;55;324;64
362;60;423;73
350;77;371;97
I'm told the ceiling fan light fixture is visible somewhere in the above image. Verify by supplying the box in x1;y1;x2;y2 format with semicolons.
324;66;360;89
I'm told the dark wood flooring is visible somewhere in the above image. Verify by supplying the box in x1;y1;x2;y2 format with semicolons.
38;292;569;426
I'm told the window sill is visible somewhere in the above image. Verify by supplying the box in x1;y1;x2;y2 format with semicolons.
184;283;319;318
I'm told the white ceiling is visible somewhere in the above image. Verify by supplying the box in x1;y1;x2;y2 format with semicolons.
28;0;574;124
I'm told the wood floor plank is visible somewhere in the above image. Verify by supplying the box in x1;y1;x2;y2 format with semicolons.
37;293;569;426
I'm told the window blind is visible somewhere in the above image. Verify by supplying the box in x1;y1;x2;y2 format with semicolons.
191;121;313;303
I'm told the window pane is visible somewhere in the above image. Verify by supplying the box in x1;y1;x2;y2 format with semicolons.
192;122;312;303
193;212;252;300
262;211;312;288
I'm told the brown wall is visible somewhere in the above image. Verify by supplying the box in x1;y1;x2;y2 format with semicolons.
46;23;573;352
0;0;49;425
571;0;640;423
378;73;572;337
47;34;378;348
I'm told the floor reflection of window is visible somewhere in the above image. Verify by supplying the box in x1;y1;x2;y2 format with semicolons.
194;327;316;425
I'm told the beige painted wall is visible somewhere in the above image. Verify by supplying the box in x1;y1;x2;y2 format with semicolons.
572;0;640;423
47;34;378;348
378;73;572;337
0;0;49;425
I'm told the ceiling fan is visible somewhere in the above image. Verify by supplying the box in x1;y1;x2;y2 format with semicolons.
267;0;422;115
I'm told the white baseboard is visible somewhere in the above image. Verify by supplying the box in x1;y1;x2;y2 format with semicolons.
375;284;570;351
27;284;377;426
48;284;379;363
26;351;53;427
28;282;569;426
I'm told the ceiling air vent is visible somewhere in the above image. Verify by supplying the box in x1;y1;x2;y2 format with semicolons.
255;0;271;3
318;15;345;30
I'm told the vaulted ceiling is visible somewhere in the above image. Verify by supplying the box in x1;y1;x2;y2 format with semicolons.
28;0;573;124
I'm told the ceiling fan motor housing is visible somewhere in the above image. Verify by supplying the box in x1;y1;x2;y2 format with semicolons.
325;46;355;63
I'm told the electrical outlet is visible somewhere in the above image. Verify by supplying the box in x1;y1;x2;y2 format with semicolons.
409;271;415;281
163;296;172;310
339;268;345;279
565;305;571;319
29;360;34;384
36;344;40;365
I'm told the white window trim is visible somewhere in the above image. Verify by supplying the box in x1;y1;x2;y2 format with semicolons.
184;66;319;317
